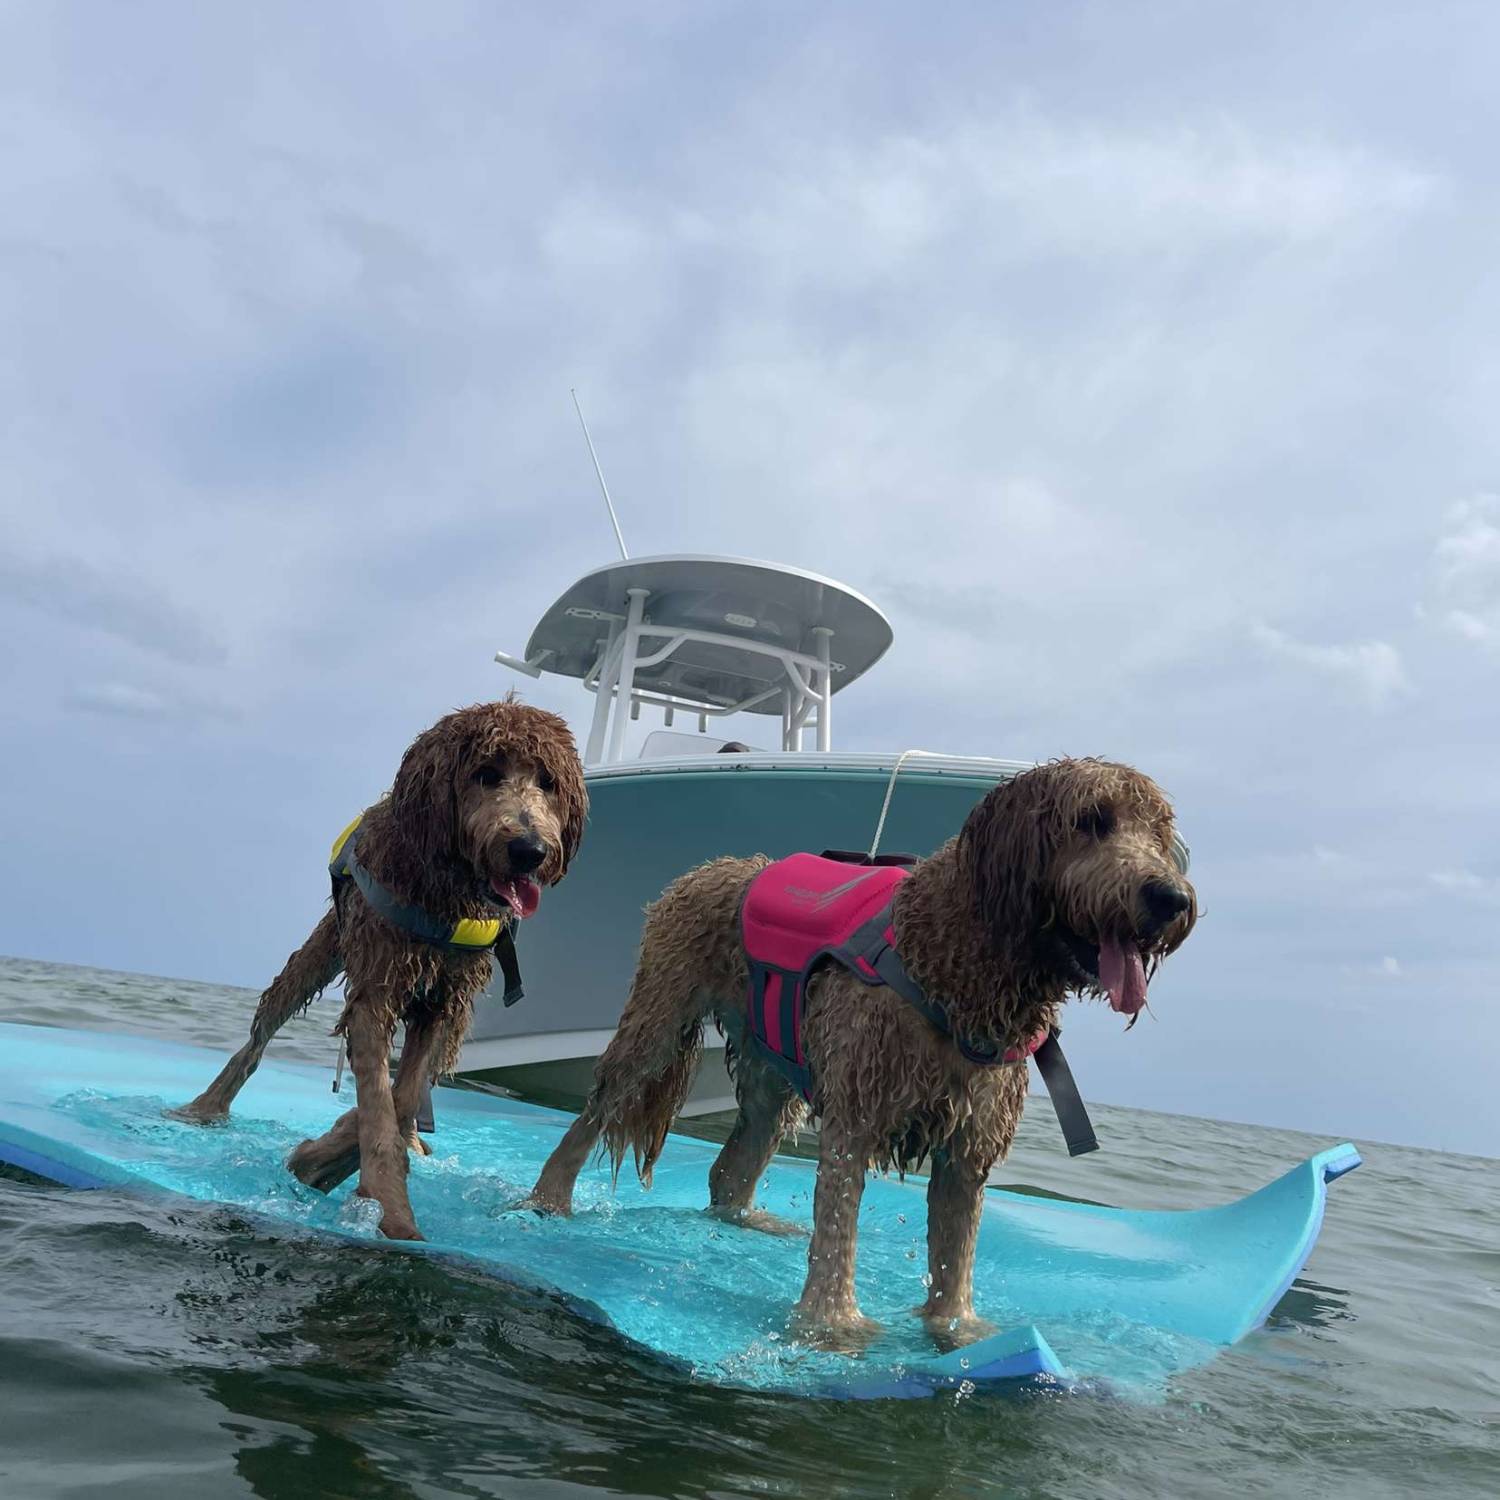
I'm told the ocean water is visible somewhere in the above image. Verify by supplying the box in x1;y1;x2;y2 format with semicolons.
0;956;1495;1499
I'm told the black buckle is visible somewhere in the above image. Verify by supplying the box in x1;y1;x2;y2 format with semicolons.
818;848;921;867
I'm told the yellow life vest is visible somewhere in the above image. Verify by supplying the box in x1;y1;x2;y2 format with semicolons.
328;814;505;952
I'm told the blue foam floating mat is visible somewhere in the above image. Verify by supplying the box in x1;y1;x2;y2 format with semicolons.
0;1022;1359;1399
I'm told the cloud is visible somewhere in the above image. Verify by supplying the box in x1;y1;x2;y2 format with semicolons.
62;683;173;719
1250;623;1411;706
0;554;227;667
1428;869;1500;905
61;680;236;724
1429;495;1500;651
1211;844;1419;916
575;116;1438;300
175;333;414;486
1339;954;1404;980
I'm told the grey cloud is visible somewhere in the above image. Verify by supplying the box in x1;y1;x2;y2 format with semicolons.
61;679;237;724
174;334;414;487
62;682;171;719
1429;495;1500;651
0;554;227;667
1250;624;1411;707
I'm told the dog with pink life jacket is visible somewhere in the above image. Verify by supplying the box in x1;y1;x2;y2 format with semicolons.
527;757;1196;1351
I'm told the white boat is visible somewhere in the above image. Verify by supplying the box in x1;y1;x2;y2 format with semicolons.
455;551;1064;1112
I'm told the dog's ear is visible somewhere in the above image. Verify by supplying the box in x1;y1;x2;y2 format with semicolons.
538;723;588;880
959;762;1083;947
388;715;464;871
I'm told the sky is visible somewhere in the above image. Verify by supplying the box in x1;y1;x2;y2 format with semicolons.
2;2;1497;1155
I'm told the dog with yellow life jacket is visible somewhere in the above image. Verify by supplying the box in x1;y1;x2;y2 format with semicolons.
170;699;587;1242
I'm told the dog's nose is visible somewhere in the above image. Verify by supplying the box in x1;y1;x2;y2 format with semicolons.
506;834;546;875
1142;880;1193;928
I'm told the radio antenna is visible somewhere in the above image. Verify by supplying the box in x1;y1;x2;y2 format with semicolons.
571;388;629;561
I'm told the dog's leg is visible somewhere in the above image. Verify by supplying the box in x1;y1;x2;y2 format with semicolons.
168;911;342;1124
344;1003;422;1240
916;1128;998;1351
525;914;717;1215
283;1026;438;1188
290;1019;445;1187
789;1124;879;1351
522;1102;604;1216
708;1061;805;1236
391;1015;445;1157
287;1107;362;1192
288;1002;420;1239
524;1014;702;1215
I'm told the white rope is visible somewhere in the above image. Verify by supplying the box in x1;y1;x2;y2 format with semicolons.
867;750;947;860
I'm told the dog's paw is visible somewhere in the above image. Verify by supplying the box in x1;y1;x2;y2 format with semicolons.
708;1205;809;1238
513;1191;573;1218
378;1216;426;1242
916;1307;998;1352
163;1102;228;1126
789;1306;882;1354
287;1137;361;1193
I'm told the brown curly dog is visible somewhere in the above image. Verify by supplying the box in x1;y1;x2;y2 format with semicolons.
170;700;587;1241
528;758;1195;1350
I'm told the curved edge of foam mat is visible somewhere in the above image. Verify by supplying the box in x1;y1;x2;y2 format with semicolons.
1236;1141;1362;1340
833;1324;1070;1400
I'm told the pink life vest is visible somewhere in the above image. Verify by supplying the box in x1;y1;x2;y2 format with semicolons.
740;853;1046;1088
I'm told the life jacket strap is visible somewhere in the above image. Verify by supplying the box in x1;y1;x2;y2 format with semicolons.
851;911;1100;1156
414;1074;436;1135
329;816;524;1001
496;928;525;1006
1031;1030;1099;1157
746;960;812;1100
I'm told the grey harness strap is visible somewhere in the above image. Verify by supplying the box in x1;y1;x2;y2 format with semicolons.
332;820;525;1004
856;918;1100;1158
1030;1034;1099;1157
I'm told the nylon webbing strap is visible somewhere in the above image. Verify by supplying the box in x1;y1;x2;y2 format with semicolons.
334;823;527;1009
1032;1030;1099;1157
497;929;525;1005
391;1032;435;1135
863;915;1101;1155
869;939;950;1031
345;844;458;947
864;924;1000;1065
414;1076;436;1135
746;964;813;1098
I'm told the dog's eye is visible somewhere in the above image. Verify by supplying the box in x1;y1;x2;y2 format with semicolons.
1075;806;1113;838
475;761;506;789
538;769;556;793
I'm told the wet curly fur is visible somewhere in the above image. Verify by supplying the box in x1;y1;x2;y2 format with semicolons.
528;757;1195;1349
169;700;586;1241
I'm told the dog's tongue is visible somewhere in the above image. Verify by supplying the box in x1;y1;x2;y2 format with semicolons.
1097;936;1148;1015
491;876;541;920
